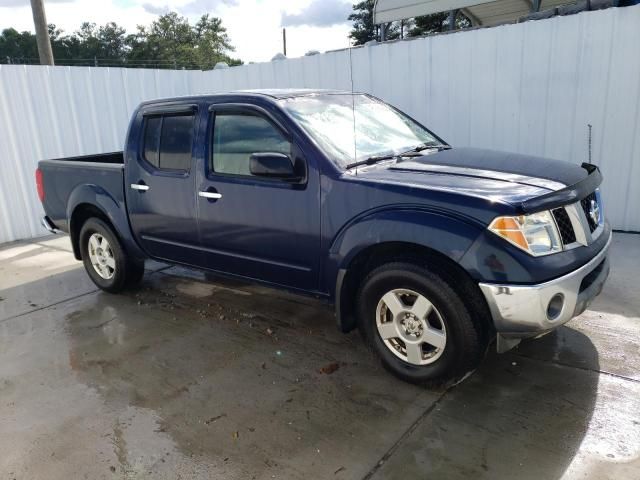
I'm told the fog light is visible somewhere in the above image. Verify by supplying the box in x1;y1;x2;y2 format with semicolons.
547;293;564;320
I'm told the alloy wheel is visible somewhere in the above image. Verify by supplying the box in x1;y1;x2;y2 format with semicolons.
375;288;447;365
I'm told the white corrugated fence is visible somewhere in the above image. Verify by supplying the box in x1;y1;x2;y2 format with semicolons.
1;5;639;244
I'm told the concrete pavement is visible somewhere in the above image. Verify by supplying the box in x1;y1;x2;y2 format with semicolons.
0;233;638;479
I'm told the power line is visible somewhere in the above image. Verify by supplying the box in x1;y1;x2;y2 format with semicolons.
1;56;210;69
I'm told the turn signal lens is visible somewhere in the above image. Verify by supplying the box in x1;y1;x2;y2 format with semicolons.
489;211;562;256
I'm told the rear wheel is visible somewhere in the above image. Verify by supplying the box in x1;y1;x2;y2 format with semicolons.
79;218;144;293
357;262;484;385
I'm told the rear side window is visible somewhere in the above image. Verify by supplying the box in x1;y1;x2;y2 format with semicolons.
143;117;161;168
142;113;195;172
160;115;194;170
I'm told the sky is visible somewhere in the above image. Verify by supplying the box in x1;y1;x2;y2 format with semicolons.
0;0;355;63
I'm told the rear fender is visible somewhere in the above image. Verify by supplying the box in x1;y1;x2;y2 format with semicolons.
67;184;145;261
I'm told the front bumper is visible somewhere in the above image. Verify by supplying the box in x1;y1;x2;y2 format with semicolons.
479;231;612;352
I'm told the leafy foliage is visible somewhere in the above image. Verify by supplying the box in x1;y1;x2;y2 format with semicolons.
348;0;399;45
348;1;470;45
348;0;377;45
408;12;471;37
0;12;241;69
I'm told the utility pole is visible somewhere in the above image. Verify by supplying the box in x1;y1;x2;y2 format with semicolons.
282;28;287;56
30;0;55;65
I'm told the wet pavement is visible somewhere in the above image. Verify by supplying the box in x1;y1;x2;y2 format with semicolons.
0;233;638;479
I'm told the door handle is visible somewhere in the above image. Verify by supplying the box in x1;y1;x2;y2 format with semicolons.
198;191;222;199
131;183;150;191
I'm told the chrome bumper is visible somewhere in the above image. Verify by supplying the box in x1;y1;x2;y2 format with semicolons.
479;232;612;352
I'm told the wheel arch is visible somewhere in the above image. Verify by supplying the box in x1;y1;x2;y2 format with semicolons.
330;210;492;339
67;184;145;261
336;242;490;334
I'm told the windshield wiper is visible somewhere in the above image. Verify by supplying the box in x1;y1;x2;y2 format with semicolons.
345;143;451;170
407;142;452;153
345;151;427;170
345;154;397;170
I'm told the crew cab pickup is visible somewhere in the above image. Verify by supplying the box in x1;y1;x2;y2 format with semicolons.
36;89;611;384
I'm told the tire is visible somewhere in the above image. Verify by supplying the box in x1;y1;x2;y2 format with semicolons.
79;218;144;293
356;261;484;385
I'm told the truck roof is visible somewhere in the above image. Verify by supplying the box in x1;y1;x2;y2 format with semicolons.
237;88;352;98
139;88;354;107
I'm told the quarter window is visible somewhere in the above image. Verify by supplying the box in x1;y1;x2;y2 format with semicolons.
143;116;161;168
142;113;195;171
211;112;291;176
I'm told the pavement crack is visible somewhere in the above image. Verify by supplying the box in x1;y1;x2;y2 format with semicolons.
0;267;172;325
0;288;100;324
360;382;457;480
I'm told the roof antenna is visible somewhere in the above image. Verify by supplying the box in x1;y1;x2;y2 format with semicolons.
587;124;593;165
348;41;357;175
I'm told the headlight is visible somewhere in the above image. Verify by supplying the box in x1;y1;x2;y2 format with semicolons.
488;211;562;256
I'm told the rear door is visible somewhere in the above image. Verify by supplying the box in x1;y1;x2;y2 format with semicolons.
125;104;201;265
195;103;321;291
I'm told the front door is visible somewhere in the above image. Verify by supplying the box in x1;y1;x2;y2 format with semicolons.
125;105;201;265
196;104;320;291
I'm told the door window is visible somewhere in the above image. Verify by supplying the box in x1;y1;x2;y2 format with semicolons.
142;113;195;172
211;112;291;176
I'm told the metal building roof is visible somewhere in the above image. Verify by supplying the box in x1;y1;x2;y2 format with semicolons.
373;0;575;27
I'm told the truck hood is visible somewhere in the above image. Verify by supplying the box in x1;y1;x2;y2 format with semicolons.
356;147;593;210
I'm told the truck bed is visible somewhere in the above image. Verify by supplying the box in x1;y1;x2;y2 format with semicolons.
43;151;124;165
38;152;125;234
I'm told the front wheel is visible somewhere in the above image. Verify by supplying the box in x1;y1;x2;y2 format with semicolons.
79;218;144;293
357;262;485;385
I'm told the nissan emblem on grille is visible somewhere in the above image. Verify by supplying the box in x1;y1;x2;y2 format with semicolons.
581;192;599;232
589;199;600;225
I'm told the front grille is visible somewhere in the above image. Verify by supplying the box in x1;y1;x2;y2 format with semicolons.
552;207;577;245
581;192;598;233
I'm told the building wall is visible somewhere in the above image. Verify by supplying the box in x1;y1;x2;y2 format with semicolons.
0;5;638;244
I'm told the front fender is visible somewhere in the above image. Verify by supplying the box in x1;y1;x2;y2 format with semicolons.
326;206;484;297
67;184;145;261
329;207;484;269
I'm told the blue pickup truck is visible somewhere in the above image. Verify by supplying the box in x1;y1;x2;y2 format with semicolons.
37;89;611;384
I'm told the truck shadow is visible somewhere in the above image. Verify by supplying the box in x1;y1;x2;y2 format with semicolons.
374;328;602;479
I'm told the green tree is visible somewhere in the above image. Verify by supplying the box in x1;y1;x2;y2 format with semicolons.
98;22;128;59
348;0;399;46
193;14;241;68
126;12;241;69
1;13;241;69
408;12;471;37
349;0;376;45
0;28;38;62
136;12;198;67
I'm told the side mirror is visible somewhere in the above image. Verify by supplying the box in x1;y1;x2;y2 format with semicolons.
249;152;296;179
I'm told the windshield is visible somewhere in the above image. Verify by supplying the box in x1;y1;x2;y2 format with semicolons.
280;94;440;168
